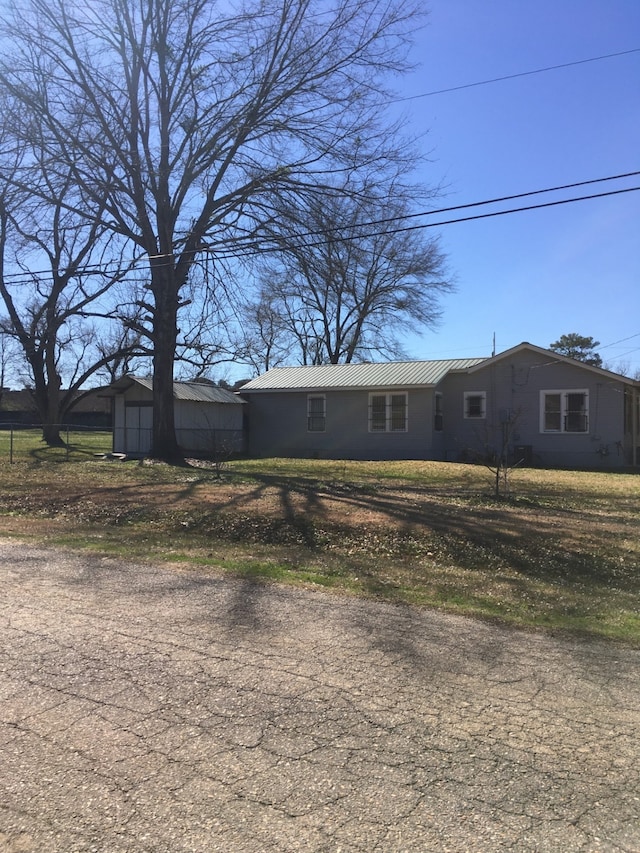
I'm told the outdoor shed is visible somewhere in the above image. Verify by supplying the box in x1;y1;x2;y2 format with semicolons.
107;376;245;457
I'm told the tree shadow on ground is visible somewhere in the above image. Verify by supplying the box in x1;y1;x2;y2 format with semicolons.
2;464;636;597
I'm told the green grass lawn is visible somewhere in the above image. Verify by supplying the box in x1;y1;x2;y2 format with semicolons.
0;445;638;645
0;427;113;462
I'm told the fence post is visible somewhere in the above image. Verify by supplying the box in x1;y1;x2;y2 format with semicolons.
9;424;13;465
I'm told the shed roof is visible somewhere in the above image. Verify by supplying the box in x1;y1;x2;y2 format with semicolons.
105;375;244;404
240;358;487;392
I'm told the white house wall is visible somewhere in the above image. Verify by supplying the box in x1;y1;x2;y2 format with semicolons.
113;396;125;453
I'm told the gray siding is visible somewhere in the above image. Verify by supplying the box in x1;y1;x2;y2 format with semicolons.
246;388;436;460
241;347;636;469
440;351;629;469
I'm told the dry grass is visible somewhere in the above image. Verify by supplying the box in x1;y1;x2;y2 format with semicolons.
0;450;638;644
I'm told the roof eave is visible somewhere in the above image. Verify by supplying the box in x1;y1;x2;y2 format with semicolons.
100;375;141;395
240;381;440;393
468;342;636;383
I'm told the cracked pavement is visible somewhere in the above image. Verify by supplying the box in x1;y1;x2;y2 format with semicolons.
1;540;639;852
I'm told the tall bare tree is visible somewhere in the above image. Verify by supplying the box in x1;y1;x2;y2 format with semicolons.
0;167;142;444
244;186;451;366
0;0;422;460
0;329;18;405
238;286;294;374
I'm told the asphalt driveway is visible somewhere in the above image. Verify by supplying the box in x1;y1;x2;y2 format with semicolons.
1;539;639;852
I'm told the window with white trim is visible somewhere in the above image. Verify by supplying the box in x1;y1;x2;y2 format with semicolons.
463;391;486;419
540;390;589;433
369;392;407;432
307;394;326;432
434;392;443;431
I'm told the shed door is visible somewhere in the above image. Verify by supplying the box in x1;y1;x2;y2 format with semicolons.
124;403;152;454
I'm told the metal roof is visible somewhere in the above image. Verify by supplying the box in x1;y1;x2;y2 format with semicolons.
172;381;243;404
107;375;244;404
240;358;487;391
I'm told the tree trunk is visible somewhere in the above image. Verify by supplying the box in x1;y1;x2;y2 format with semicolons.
42;418;64;446
149;275;181;462
33;370;64;446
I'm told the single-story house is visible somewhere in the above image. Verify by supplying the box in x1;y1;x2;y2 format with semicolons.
105;376;246;457
240;343;640;469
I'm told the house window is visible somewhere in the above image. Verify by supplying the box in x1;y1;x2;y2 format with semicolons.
434;393;443;431
464;391;486;419
369;392;407;432
540;390;589;433
307;394;326;432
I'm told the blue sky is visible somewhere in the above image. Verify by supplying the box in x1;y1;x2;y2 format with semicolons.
396;0;640;375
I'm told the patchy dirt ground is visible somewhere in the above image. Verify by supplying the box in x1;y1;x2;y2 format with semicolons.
1;465;634;560
2;460;638;642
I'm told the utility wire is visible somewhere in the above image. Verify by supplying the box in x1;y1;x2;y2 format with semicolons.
1;174;638;281
377;186;640;237
1;47;638;279
262;171;640;242
211;185;640;258
599;332;640;350
395;48;640;102
1;52;637;281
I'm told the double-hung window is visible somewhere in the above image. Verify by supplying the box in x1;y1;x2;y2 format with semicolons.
369;392;408;432
540;390;589;433
463;391;486;419
307;394;326;432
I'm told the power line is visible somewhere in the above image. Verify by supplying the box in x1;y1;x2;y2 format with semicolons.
599;332;640;351
269;171;640;242
395;48;640;103
212;185;640;258
616;347;640;359
382;186;640;238
1;173;638;280
1;45;637;282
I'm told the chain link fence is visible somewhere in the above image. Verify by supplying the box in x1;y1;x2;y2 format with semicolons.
0;423;247;463
0;424;113;463
113;426;245;457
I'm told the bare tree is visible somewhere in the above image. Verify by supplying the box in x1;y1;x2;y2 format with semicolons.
0;169;143;444
245;186;451;366
608;360;640;381
462;408;525;500
0;0;423;460
240;284;319;372
485;410;525;500
95;326;147;385
0;329;19;405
